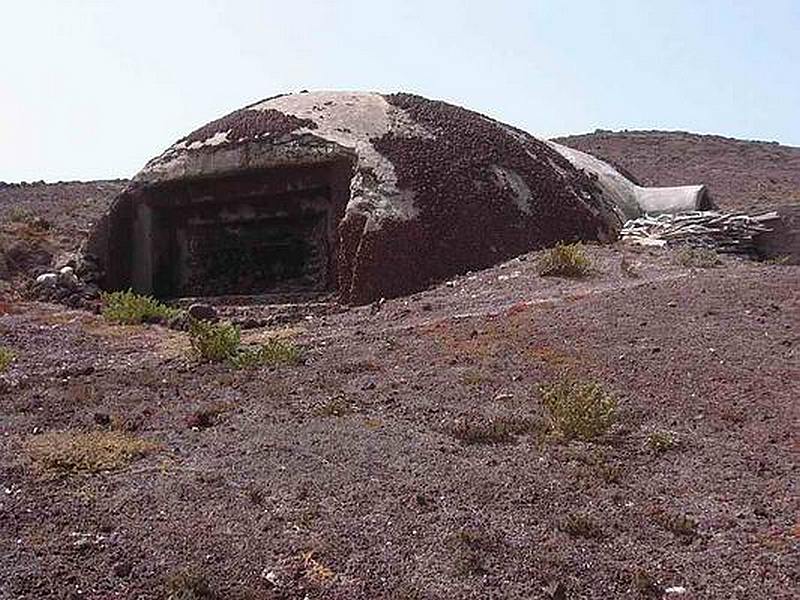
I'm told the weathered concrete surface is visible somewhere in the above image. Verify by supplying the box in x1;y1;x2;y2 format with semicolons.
547;141;710;219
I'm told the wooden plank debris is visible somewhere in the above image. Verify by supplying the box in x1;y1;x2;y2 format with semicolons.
620;211;780;254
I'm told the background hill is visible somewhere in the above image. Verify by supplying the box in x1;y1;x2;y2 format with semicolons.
554;130;800;212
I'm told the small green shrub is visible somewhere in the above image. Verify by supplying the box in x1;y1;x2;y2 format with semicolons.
188;320;241;362
227;337;303;369
101;290;177;325
763;254;791;266
451;527;496;576
259;337;303;365
0;347;15;372
226;346;261;369
538;242;592;278
540;378;617;441
660;512;698;542
315;393;352;417
647;430;679;452
673;246;720;268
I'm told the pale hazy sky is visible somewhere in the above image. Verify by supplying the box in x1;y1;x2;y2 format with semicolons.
2;0;799;182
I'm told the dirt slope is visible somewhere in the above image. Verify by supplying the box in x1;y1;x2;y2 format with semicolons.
0;180;126;245
0;181;126;294
555;131;800;212
1;135;799;599
1;245;799;599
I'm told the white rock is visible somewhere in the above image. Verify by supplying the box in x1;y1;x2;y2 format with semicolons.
35;273;58;286
665;586;687;594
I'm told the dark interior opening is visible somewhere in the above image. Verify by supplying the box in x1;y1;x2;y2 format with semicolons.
138;159;354;300
179;208;329;297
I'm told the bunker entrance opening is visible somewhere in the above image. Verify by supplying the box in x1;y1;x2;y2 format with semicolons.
126;159;354;300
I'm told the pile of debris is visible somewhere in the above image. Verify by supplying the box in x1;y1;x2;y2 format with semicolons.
620;210;780;254
28;254;104;310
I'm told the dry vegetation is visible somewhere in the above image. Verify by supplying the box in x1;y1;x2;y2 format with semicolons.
539;377;618;441
560;512;605;539
25;430;158;473
165;569;217;600
647;430;680;452
537;242;593;277
672;246;721;268
0;346;15;372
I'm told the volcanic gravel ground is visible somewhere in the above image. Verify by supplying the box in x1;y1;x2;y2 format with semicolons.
1;245;798;599
0;181;126;245
0;181;125;297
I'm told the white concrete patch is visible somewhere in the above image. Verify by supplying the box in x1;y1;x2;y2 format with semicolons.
186;130;230;150
547;140;707;219
546;140;640;220
253;91;430;224
491;165;533;214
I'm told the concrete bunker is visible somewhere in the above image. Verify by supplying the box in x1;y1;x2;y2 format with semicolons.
87;91;710;304
104;157;355;299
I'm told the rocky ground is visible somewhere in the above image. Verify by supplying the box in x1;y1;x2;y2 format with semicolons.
0;133;799;599
0;181;125;298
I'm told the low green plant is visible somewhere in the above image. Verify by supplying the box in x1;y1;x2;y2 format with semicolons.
537;242;592;277
188;319;241;362
225;346;260;368
539;377;618;441
0;347;15;372
763;254;791;266
315;392;352;417
673;246;720;268
227;337;303;369
451;526;496;576
660;512;698;542
258;337;303;365
188;322;303;367
101;290;177;325
647;430;679;452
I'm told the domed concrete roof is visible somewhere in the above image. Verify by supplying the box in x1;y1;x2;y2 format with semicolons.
88;91;704;303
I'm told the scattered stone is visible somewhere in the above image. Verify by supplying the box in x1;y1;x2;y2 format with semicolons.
142;314;167;326
665;586;687;595
113;561;132;578
35;273;58;287
188;303;218;322
59;364;95;378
